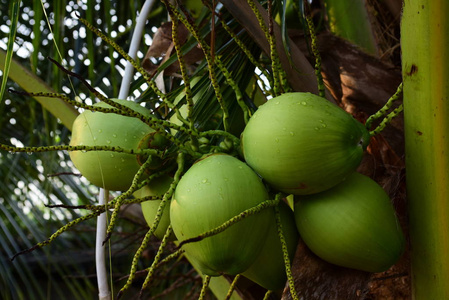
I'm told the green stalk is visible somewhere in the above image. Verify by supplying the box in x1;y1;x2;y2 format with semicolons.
184;254;242;300
401;1;449;299
324;0;377;55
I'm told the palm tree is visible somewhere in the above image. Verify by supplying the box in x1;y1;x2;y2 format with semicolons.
1;0;447;299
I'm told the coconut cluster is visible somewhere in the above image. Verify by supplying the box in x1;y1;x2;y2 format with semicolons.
69;93;405;291
240;92;405;273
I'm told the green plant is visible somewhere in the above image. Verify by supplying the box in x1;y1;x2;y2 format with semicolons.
1;0;413;299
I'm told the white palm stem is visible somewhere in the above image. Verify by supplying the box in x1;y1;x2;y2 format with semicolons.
96;1;156;299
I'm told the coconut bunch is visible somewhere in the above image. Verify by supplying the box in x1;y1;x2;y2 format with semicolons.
240;92;405;274
68;90;405;294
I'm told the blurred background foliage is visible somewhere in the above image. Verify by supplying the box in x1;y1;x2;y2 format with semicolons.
0;1;202;299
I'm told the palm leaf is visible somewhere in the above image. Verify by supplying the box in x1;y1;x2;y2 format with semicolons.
0;0;20;114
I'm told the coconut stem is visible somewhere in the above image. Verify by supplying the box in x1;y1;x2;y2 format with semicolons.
214;55;251;124
365;82;403;131
218;16;274;97
77;16;187;127
169;16;195;130
177;198;280;248
369;104;403;137
140;225;173;294
224;274;241;300
161;0;231;132
246;0;284;96
153;248;185;269
47;193;162;212
169;14;202;153
305;12;325;99
200;130;241;155
9;89;194;141
199;276;211;300
262;290;273;300
117;153;185;298
117;228;154;299
105;155;158;241
274;202;298;300
11;209;102;261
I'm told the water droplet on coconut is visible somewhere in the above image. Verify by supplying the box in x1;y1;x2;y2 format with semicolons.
275;138;279;143
98;129;102;133
112;134;117;138
290;132;294;136
224;177;229;181
124;138;128;142
282;127;287;131
314;127;320;131
133;135;137;139
275;101;280;104
238;166;243;169
187;188;191;192
121;158;125;162
106;140;111;144
110;154;115;158
321;124;327;128
93;137;97;141
202;178;208;184
301;101;307;105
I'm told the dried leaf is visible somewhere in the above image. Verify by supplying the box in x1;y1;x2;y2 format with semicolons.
142;22;204;75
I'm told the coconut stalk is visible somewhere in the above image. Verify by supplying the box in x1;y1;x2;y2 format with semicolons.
323;0;378;55
401;1;449;299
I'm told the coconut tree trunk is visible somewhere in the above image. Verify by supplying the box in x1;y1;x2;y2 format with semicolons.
323;0;378;55
401;1;449;299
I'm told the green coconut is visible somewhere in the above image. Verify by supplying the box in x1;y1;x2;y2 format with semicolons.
241;92;370;195
170;153;272;276
134;174;174;240
242;202;299;291
294;172;405;273
69;99;158;191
